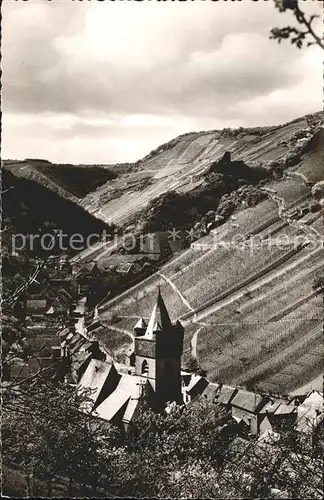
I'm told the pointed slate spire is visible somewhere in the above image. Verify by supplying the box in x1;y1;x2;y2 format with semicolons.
145;287;172;337
134;317;147;330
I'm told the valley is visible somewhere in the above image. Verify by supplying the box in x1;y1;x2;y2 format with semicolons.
4;111;323;394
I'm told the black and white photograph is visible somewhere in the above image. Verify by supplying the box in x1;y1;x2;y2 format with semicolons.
1;0;323;497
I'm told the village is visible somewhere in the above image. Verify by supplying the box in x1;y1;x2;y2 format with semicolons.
4;253;323;448
2;0;324;496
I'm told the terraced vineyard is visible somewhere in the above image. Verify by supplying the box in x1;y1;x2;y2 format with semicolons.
84;113;324;394
98;162;323;393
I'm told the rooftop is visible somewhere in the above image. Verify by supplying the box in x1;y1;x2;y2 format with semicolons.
144;288;172;338
217;385;238;405
78;359;119;409
230;389;266;413
94;373;147;424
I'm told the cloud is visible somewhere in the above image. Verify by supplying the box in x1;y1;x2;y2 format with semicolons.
2;0;322;163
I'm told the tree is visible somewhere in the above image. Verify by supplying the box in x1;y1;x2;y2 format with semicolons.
220;421;324;499
2;315;30;364
183;355;207;377
313;276;324;294
271;0;324;50
2;377;120;496
109;398;239;498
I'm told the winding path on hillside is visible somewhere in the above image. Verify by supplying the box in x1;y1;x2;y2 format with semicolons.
157;272;194;312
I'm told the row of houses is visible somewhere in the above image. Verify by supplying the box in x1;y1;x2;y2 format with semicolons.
210;384;324;443
5;257;108;382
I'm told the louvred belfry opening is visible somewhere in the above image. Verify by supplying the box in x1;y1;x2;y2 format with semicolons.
141;360;149;375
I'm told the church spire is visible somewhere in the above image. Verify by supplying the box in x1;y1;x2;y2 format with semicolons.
145;287;172;337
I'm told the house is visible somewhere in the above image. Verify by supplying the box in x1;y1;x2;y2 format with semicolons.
201;382;221;402
69;296;87;335
182;373;209;404
229;389;268;433
24;295;49;327
115;262;137;275
94;254;148;274
59;325;107;362
70;296;87;318
70;350;96;383
25;296;48;316
78;360;121;412
296;390;324;438
94;374;151;431
258;402;297;435
139;232;173;261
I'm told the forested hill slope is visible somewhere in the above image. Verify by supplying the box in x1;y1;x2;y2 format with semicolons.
1;169;113;257
2;159;127;199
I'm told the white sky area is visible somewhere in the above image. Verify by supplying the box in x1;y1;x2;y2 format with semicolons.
2;0;323;164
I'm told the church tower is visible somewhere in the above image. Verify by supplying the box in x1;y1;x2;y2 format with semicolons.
133;288;184;410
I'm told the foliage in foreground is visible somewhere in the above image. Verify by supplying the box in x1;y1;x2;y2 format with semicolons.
2;377;323;498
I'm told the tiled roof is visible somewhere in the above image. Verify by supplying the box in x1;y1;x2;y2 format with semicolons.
69;337;87;354
87;320;102;333
68;334;82;348
116;263;134;274
94;374;147;424
201;382;220;401
296;393;324;433
79;340;93;352
78;359;119;410
186;375;208;395
97;254;146;269
302;391;323;409
95;391;131;422
71;351;93;382
274;404;296;415
259;401;281;414
230;390;266;413
71;350;92;369
217;385;238;405
26;299;47;313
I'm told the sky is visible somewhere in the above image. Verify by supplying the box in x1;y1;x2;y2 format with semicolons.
2;0;323;164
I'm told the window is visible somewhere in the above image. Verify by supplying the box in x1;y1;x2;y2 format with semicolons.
141;360;149;376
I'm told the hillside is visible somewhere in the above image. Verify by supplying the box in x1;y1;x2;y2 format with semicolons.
3;111;322;394
79;112;321;225
89;111;323;395
1;169;113;257
2;159;131;199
